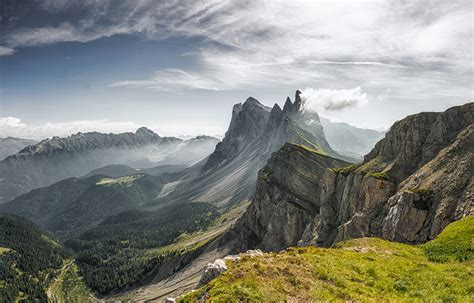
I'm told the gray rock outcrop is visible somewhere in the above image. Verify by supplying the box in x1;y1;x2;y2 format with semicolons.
198;258;228;286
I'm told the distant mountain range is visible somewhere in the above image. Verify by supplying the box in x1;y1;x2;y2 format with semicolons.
0;128;218;202
0;91;387;237
0;137;37;160
320;117;385;159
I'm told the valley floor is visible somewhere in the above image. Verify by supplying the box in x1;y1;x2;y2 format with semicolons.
108;201;250;301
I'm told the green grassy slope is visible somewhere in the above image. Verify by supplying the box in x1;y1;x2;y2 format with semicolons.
181;216;474;302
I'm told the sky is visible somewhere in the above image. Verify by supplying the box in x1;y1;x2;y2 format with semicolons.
0;0;472;140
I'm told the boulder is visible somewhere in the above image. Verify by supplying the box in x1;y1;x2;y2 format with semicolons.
199;259;227;286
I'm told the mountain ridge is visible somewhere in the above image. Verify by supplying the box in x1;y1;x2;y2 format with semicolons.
0;137;38;161
0;128;218;202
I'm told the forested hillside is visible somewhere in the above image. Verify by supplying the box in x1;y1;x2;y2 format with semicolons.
0;215;68;302
65;202;219;294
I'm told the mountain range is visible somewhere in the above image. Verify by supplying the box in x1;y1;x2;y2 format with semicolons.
320;117;385;159
123;100;473;301
0;128;218;202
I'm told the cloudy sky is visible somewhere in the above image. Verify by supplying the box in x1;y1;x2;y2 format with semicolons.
0;0;472;139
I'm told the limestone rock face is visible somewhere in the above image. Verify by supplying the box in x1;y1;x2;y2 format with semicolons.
230;102;473;252
231;143;349;252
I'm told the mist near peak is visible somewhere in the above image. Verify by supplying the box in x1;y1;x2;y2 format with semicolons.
300;87;369;113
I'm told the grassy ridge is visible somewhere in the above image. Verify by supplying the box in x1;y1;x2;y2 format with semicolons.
181;216;474;302
47;261;98;303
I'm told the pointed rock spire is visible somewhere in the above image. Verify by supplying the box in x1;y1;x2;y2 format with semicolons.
283;97;293;113
270;103;283;117
294;90;303;107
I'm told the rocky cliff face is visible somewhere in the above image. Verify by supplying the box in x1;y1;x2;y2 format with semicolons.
160;92;341;207
230;143;349;251
230;102;473;251
0;128;218;201
310;102;473;246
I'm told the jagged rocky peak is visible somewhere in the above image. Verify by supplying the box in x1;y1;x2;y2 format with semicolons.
204;96;272;169
268;103;284;123
227;97;271;139
282;90;303;114
283;90;322;125
294;89;303;105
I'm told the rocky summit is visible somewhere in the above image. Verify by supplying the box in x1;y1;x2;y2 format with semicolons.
157;91;343;207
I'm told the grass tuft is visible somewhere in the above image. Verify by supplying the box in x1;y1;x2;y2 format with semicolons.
330;163;361;176
367;171;390;181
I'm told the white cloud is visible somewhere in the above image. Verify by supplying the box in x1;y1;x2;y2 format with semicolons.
110;68;221;91
5;22;130;49
300;87;369;113
0;117;224;140
95;0;471;93
0;46;15;56
0;117;26;129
